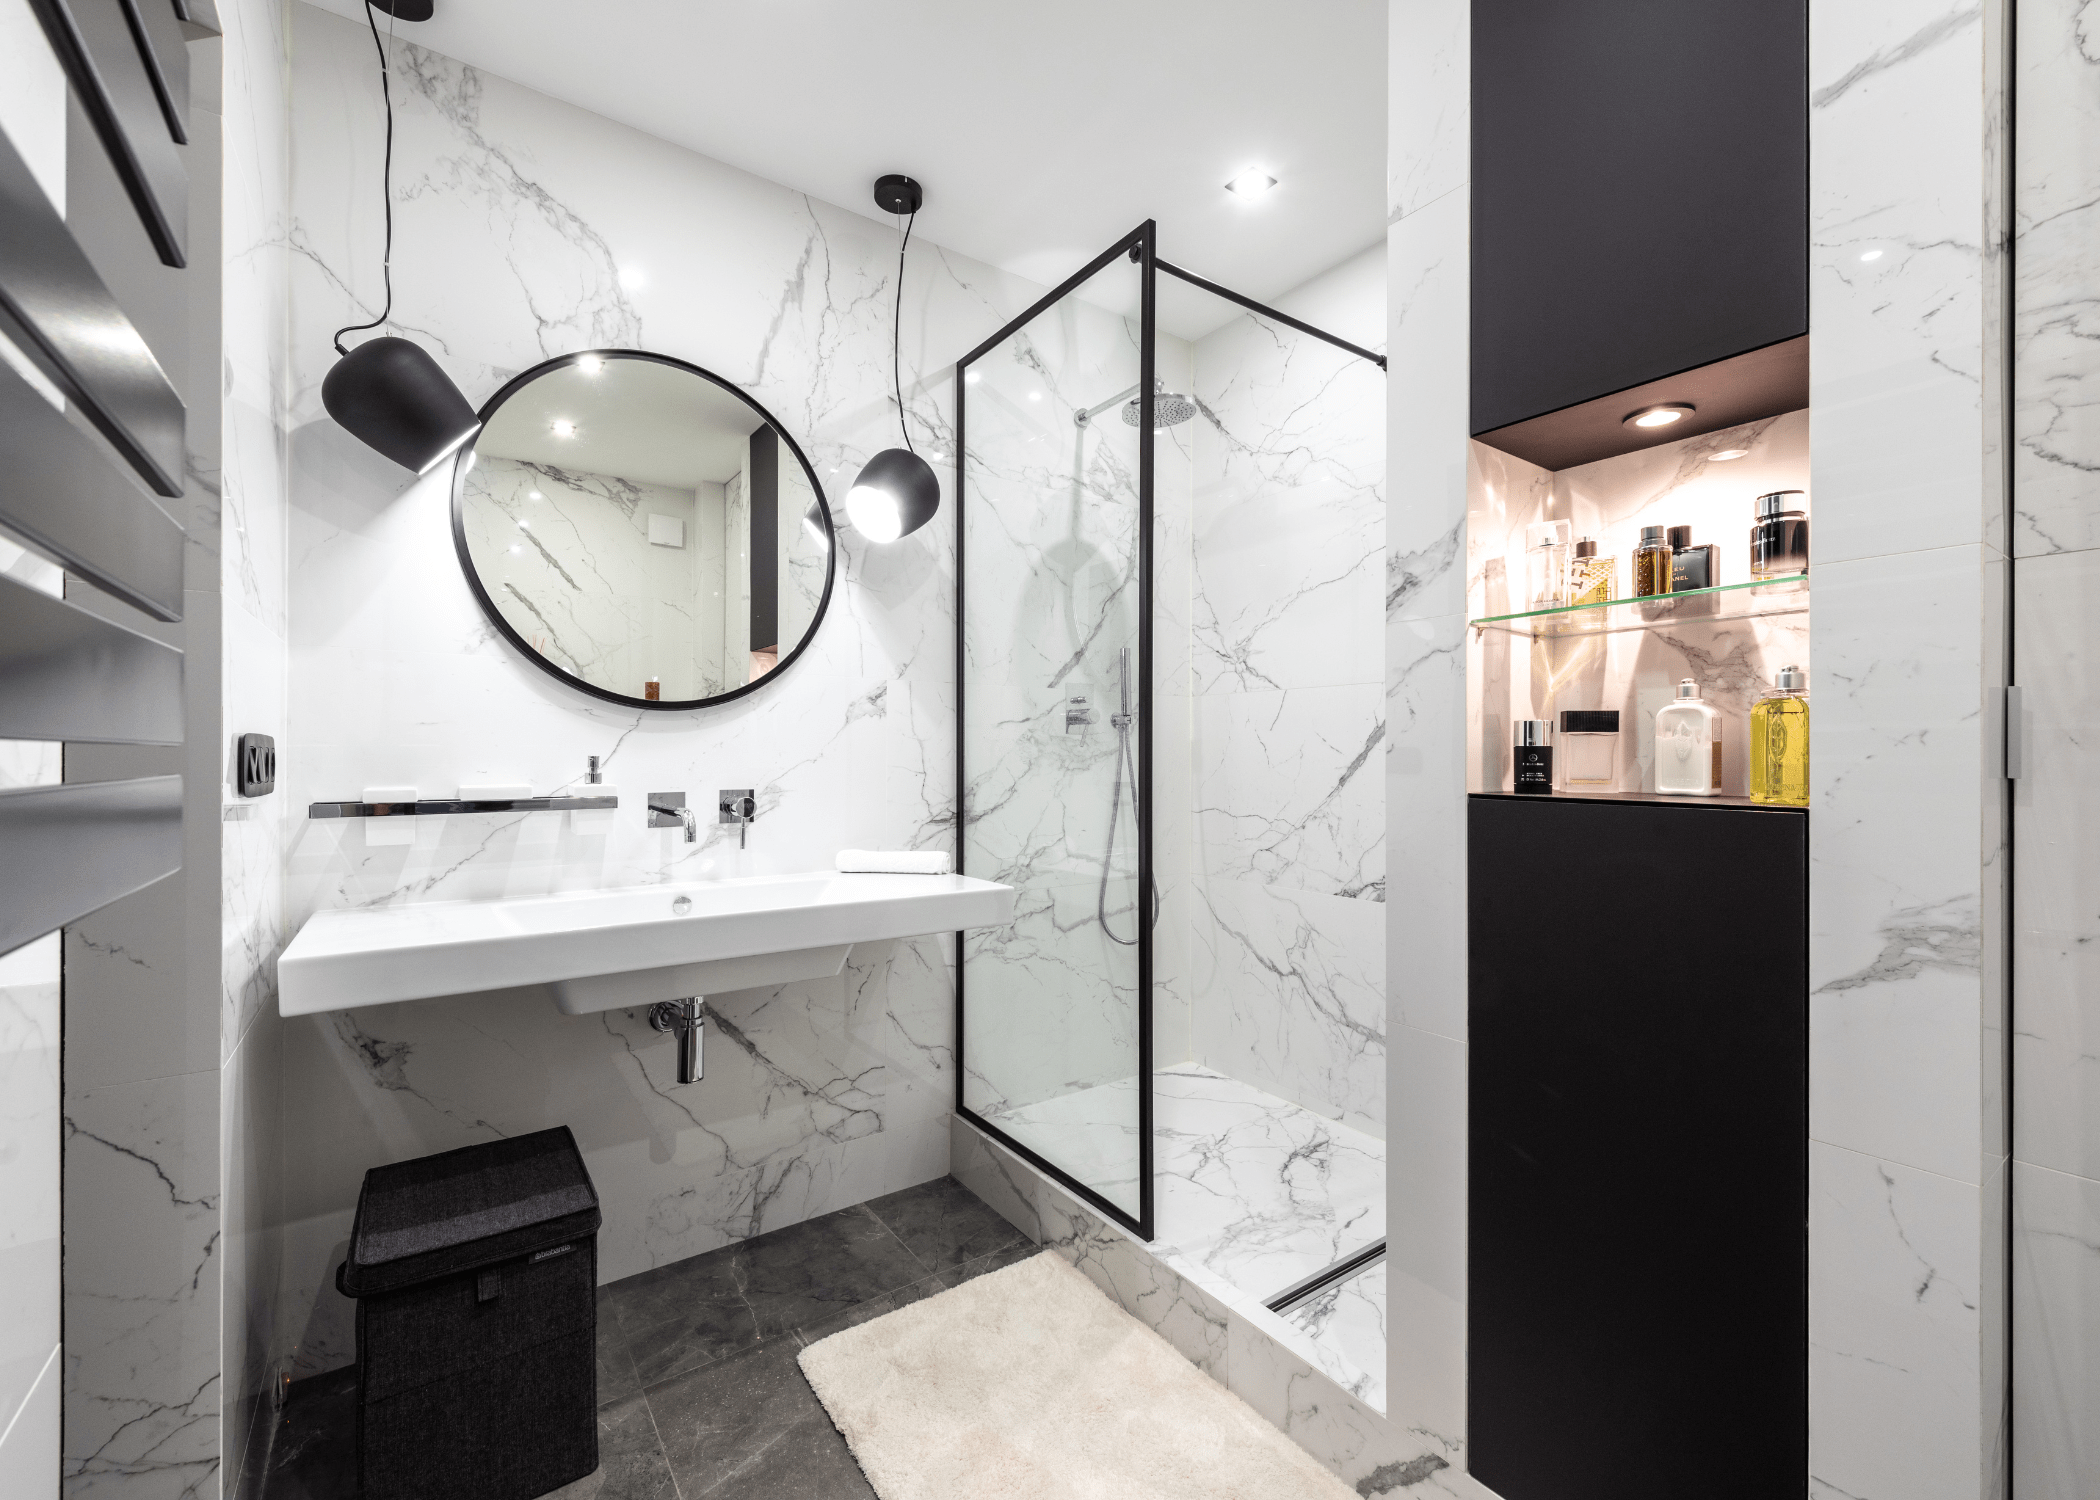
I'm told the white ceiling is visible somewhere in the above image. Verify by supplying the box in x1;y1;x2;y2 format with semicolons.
309;0;1388;339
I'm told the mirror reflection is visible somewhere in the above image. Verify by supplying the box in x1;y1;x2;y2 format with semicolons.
454;352;832;707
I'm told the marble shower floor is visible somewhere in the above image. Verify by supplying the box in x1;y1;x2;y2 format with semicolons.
987;1063;1388;1406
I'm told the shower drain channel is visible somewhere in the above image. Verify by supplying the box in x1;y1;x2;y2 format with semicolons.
1262;1239;1388;1316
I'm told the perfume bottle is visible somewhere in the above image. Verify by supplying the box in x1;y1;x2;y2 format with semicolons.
1525;521;1572;610
1667;525;1718;591
1654;679;1723;796
1558;710;1620;790
1750;491;1809;578
1750;665;1809;805
1567;536;1616;607
1513;720;1553;795
1633;524;1674;597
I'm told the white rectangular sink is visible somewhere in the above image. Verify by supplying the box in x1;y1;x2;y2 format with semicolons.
277;871;1016;1017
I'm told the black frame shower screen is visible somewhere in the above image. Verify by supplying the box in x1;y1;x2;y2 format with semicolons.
953;222;1158;1240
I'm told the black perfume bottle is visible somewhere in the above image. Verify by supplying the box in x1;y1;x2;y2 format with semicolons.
1667;524;1718;591
1513;719;1553;794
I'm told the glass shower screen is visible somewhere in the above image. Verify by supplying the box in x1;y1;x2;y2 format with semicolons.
955;226;1155;1236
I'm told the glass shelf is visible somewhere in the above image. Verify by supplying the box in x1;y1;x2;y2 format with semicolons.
1469;574;1807;637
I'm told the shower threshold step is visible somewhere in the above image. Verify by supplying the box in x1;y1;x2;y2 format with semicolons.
980;1064;1387;1407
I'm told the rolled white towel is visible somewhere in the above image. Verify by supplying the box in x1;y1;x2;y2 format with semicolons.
836;848;952;875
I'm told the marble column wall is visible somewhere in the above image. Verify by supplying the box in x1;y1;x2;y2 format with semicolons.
277;5;1062;1379
1807;3;2010;1497
1384;0;1473;1468
2008;2;2100;1495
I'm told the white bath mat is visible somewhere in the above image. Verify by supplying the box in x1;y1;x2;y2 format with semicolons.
798;1249;1355;1500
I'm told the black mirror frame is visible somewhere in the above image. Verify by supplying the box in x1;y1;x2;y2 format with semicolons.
449;349;838;712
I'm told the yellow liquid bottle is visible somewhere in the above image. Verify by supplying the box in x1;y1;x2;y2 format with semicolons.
1750;665;1810;806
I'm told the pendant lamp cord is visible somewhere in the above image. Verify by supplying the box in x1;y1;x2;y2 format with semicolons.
892;209;917;455
332;1;397;356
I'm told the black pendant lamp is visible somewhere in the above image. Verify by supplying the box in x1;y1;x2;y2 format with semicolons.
321;1;479;474
845;175;940;543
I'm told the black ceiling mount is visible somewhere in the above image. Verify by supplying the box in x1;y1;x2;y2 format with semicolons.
873;175;924;215
368;0;435;19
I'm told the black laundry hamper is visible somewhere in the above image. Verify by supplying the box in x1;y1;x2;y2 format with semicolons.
337;1126;603;1500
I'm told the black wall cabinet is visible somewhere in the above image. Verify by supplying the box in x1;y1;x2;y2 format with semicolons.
1468;795;1806;1500
1471;0;1808;436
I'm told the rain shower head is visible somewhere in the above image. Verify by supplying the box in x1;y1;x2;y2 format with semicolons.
1075;379;1198;430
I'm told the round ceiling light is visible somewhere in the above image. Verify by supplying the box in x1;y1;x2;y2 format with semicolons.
1226;170;1278;199
1710;446;1751;461
1624;403;1695;429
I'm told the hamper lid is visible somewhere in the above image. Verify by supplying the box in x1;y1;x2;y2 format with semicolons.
339;1126;600;1297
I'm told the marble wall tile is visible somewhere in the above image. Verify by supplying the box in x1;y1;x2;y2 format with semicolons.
1810;0;1994;565
1034;1183;1232;1383
1386;611;1465;1042
1193;881;1384;1135
220;1017;283;1500
1810;1141;1991;1500
2011;1160;2100;1499
0;935;61;1459
1809;546;1991;1183
1384;1023;1465;1451
2011;0;2100;559
2010;546;2100;1182
63;1072;223;1499
1384;3;1472;1460
1195;683;1384;902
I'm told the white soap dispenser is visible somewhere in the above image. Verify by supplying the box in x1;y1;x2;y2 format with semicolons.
1654;678;1723;797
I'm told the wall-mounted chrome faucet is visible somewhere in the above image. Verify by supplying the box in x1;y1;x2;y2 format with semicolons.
1066;695;1094;734
719;789;756;849
648;792;696;842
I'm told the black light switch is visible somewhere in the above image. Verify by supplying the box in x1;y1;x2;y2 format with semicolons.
236;733;275;797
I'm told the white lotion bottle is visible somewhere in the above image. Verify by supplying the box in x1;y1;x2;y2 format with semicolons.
1654;679;1723;796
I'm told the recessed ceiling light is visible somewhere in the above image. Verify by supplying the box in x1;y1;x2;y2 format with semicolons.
617;267;645;290
965;371;982;385
528;490;543;499
516;519;531;530
1226;170;1277;199
1028;391;1043;402
1710;446;1750;461
551;418;577;438
577;355;603;374
1859;249;1883;262
1624;403;1695;429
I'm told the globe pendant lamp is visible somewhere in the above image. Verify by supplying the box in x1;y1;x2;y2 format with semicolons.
846;175;940;543
321;0;479;473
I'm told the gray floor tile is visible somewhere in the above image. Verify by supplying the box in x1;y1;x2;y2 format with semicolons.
698;1410;878;1500
542;1394;678;1500
615;1205;928;1386
597;1313;641;1406
794;1269;955;1348
647;1337;842;1496
864;1174;1027;1273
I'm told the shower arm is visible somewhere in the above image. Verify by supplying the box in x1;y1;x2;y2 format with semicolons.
1073;380;1150;427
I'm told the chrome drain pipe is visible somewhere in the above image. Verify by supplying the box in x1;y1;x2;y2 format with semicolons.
648;998;705;1084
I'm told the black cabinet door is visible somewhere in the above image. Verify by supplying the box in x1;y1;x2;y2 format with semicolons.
1471;0;1808;435
1468;796;1806;1500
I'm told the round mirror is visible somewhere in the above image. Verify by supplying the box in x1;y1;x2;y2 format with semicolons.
451;350;835;709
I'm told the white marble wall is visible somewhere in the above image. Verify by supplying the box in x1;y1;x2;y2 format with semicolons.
219;1;293;1493
1188;246;1387;1136
1808;3;2009;1498
277;3;1060;1377
0;543;66;1496
2009;3;2100;1495
1384;0;1473;1467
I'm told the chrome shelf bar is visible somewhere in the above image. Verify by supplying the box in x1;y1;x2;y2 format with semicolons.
307;795;620;819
